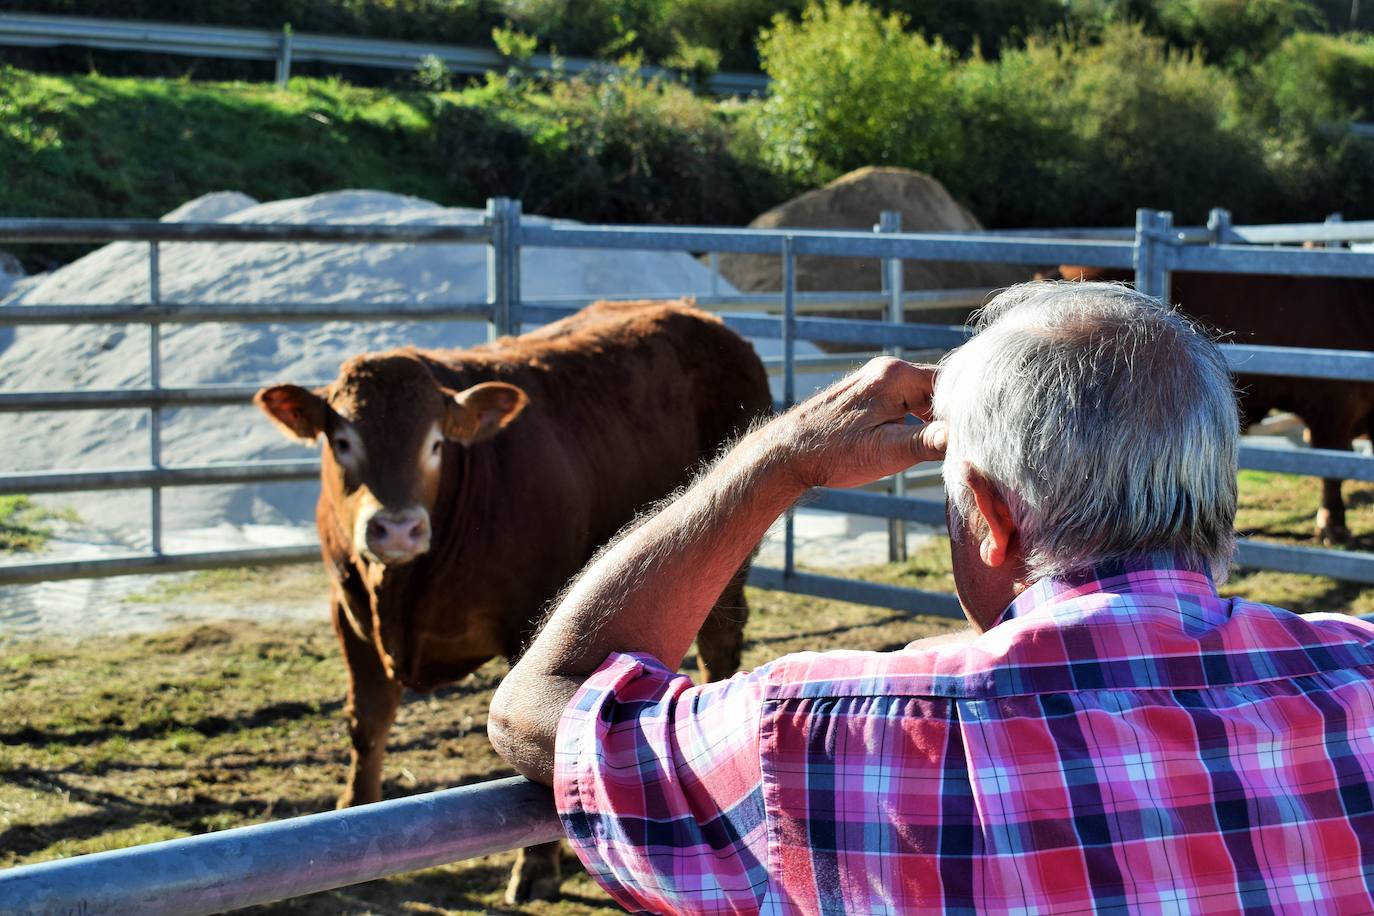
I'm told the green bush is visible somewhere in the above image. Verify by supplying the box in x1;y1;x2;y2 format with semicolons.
1149;0;1317;66
755;1;962;183
756;7;1282;227
0;65;794;269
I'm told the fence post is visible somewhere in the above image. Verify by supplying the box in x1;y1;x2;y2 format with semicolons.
1326;212;1345;249
782;235;797;579
486;198;522;340
1206;207;1234;246
877;211;907;563
1134;208;1173;303
275;24;293;87
148;242;163;556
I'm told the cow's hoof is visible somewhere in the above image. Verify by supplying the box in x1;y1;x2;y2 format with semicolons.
1317;509;1351;546
504;870;561;904
1320;526;1352;547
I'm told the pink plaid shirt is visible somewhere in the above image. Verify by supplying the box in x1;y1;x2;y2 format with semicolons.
555;557;1374;914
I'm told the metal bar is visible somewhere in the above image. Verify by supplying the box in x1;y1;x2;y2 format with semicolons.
0;545;320;586
276;24;292;86
1221;343;1374;382
0;12;769;96
1234;540;1374;584
0;384;331;412
0;301;492;326
521;288;994;315
1172;243;1374;279
748;566;964;618
0;218;493;244
1238;445;1374;482
148;241;163;556
1230;218;1374;245
0;461;320;496
783;236;797;579
515;223;1138;267
807;489;947;525
0;776;561;916
877;211;908;563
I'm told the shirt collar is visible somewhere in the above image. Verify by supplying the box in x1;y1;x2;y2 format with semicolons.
994;552;1219;628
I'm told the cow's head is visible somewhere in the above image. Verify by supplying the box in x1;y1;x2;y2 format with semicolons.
255;354;528;567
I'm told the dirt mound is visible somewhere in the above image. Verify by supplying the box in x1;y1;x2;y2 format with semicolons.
718;167;1030;297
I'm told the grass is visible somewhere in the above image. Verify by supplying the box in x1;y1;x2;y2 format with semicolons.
5;471;1373;910
0;495;77;552
0;65;789;271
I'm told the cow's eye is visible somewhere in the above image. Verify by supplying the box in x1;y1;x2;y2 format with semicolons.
431;439;442;456
334;438;350;454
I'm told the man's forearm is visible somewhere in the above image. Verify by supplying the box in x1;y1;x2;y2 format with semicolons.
489;426;802;782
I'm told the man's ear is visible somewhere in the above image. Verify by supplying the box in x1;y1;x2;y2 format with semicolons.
442;382;529;445
965;468;1017;568
255;385;329;443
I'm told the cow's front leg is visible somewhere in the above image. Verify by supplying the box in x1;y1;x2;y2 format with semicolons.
696;565;750;683
333;601;402;808
1309;426;1353;546
506;841;563;904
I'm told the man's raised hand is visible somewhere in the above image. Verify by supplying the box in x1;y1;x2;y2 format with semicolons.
771;357;947;491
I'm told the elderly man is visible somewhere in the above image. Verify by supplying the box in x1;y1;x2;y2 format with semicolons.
490;281;1374;913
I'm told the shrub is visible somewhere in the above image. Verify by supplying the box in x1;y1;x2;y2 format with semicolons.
756;6;1278;227
755;1;962;183
1151;0;1318;66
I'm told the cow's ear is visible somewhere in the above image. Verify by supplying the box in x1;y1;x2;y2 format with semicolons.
442;382;529;445
255;385;329;443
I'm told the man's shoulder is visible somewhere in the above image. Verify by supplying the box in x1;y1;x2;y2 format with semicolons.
754;603;1374;703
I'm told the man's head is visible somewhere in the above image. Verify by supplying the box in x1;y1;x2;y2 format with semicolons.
932;280;1239;628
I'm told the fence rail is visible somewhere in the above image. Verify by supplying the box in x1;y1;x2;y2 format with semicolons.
6;203;1374;593
0;11;770;95
0;776;563;916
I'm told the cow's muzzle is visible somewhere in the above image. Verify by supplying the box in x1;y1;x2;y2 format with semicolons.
356;504;432;565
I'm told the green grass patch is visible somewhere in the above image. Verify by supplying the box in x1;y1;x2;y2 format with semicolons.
0;495;77;552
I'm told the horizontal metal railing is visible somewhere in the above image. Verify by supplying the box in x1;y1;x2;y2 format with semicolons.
5;206;1374;591
0;11;770;95
0;776;563;916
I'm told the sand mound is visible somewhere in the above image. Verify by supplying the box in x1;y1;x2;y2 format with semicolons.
1;190;737;539
718;167;1030;296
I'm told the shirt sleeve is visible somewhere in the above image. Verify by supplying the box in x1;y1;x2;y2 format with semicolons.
555;651;770;915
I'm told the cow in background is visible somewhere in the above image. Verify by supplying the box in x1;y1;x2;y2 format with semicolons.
256;300;772;902
1041;267;1374;545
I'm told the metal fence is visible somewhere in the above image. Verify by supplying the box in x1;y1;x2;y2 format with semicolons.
5;202;1374;602
0;11;770;94
5;203;1374;911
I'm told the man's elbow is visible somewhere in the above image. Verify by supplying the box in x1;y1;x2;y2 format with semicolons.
489;676;557;786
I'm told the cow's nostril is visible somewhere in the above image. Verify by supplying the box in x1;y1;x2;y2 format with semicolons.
368;519;388;542
408;522;425;541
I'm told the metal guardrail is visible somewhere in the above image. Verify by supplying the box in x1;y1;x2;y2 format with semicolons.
0;11;770;95
0;775;563;916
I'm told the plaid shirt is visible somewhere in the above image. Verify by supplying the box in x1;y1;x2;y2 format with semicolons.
555;557;1374;914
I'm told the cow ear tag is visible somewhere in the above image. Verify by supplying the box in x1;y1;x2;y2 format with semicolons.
443;382;530;445
255;385;329;443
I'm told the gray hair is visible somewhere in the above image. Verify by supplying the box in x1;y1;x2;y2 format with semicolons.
932;280;1238;582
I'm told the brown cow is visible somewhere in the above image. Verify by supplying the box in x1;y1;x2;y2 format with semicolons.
1041;267;1374;544
255;300;771;902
